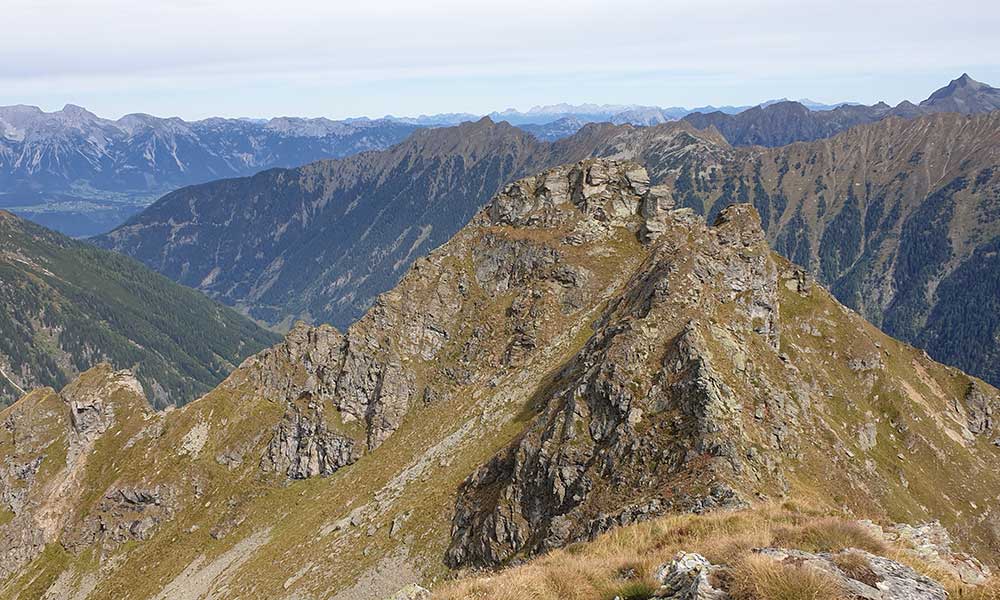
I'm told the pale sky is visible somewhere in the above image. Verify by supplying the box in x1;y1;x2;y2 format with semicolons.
2;0;999;120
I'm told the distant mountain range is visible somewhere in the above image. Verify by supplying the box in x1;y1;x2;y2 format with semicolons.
94;79;1000;393
681;73;1000;147
94;119;589;329
0;210;279;408
395;74;1000;146
0;106;419;236
7;74;996;236
384;99;850;129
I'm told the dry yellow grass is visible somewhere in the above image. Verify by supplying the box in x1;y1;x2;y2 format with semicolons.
830;550;879;587
728;554;845;600
948;581;1000;600
434;503;999;600
771;518;888;555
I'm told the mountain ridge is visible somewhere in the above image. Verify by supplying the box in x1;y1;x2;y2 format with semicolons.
679;73;1000;147
2;160;998;599
93;109;1000;395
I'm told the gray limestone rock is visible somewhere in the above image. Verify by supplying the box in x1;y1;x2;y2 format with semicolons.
261;402;361;479
964;381;997;436
652;552;728;599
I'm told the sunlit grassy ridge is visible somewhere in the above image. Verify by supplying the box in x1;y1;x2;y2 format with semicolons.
435;503;1000;600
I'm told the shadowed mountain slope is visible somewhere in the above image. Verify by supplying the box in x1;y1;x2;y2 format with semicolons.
0;211;280;408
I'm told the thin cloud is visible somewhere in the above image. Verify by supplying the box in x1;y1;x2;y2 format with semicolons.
1;0;997;118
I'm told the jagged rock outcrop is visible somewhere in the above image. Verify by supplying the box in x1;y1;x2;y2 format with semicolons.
242;321;418;478
447;197;780;567
963;382;997;437
261;400;361;479
0;365;152;581
651;552;728;599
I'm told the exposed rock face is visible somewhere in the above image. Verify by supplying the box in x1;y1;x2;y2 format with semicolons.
447;193;779;567
65;486;175;550
243;321;418;478
964;382;997;437
652;552;728;600
261;400;361;479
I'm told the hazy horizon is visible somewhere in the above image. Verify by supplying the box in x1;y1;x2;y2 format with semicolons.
3;0;999;121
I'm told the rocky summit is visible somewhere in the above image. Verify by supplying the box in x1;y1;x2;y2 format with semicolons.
1;160;998;599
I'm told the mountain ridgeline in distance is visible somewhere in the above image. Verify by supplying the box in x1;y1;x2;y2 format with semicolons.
95;118;604;329
8;74;997;237
96;91;1000;390
509;73;1000;144
3;161;998;598
0;106;420;236
0;210;280;408
680;73;1000;147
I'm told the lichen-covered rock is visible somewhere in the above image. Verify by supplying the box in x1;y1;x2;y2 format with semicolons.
652;552;728;599
383;584;431;600
862;520;994;585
